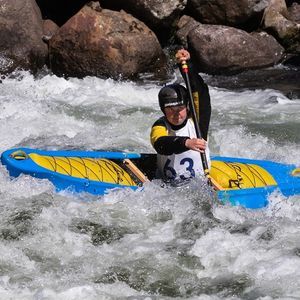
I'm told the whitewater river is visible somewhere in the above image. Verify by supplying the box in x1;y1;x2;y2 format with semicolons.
0;67;299;299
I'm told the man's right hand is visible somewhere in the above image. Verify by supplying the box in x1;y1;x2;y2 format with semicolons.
185;138;207;153
175;49;191;64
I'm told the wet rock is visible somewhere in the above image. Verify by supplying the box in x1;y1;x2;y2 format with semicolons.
49;5;167;79
186;22;284;74
186;0;270;29
0;0;48;74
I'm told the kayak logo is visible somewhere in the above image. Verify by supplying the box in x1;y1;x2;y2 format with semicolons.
229;178;242;188
228;166;243;188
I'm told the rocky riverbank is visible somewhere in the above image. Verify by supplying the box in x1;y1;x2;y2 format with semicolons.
0;0;299;81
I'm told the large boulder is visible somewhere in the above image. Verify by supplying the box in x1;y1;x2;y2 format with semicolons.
100;0;187;39
186;0;270;29
178;20;284;74
0;0;48;74
263;0;300;52
49;4;167;79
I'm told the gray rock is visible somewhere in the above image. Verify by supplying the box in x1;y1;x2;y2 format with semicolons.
187;0;270;27
42;19;59;42
0;0;48;74
176;15;200;48
263;0;300;52
101;0;187;30
187;24;284;74
288;3;300;23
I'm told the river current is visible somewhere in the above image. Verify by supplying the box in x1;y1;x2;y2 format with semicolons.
0;66;299;299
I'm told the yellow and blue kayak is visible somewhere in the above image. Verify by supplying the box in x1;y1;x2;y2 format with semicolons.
1;147;300;209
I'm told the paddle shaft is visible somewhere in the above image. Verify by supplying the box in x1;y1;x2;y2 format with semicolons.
181;61;212;184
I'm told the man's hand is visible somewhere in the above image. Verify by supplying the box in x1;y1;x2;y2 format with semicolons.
185;138;207;153
175;49;190;64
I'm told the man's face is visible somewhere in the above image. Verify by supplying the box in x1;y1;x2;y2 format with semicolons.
164;105;187;126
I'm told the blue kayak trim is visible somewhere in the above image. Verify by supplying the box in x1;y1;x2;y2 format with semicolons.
211;155;300;208
4;147;142;159
1;148;299;209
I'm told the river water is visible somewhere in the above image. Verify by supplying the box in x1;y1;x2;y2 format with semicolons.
0;66;299;299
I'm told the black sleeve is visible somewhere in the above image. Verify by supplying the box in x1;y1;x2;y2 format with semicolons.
179;61;211;141
153;136;190;155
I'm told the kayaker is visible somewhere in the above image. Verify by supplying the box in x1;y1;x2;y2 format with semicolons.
150;49;211;181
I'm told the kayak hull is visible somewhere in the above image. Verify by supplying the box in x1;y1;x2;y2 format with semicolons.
1;148;299;209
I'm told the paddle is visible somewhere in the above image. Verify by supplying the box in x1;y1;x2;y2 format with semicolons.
180;60;220;189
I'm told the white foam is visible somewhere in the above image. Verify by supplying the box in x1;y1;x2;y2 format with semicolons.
0;71;299;298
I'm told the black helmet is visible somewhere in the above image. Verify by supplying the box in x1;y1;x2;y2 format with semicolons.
158;84;188;112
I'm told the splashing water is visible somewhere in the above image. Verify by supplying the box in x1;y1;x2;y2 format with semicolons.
0;69;299;299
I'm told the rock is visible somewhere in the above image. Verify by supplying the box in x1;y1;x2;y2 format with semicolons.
0;0;48;74
187;24;284;74
100;0;187;39
187;0;270;28
263;0;300;51
49;5;167;79
42;19;59;42
288;3;300;23
176;15;200;48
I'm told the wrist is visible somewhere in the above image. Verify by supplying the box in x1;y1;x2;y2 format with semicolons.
184;137;190;149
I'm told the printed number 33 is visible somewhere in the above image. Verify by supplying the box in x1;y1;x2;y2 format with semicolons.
163;158;195;179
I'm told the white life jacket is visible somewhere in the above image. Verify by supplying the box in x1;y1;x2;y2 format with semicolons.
157;118;211;180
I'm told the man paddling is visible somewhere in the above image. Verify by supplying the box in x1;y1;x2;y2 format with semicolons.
150;49;211;181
